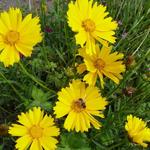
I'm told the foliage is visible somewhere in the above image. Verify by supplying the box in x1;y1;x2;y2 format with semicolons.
0;0;150;149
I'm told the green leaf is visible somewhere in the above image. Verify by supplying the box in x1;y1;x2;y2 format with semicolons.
58;132;91;150
0;145;3;150
26;86;53;110
32;86;50;102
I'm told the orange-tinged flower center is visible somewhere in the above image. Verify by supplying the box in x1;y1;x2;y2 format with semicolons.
29;125;43;138
94;58;105;70
72;98;86;112
82;19;95;32
5;31;20;45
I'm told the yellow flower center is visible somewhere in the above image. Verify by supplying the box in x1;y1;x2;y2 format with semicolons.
5;31;20;45
94;58;105;70
29;125;43;138
82;19;95;32
72;98;86;112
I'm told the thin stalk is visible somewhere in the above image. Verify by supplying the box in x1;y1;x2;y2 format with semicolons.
108;140;126;150
40;0;46;29
19;62;56;94
28;0;32;11
132;28;150;56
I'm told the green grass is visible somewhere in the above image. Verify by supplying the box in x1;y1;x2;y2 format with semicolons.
0;0;150;149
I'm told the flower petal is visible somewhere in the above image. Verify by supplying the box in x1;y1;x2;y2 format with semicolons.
39;137;58;150
40;115;54;128
75;30;87;47
43;126;60;137
64;111;76;131
18;112;32;128
53;102;70;118
77;63;87;74
30;139;42;150
83;72;97;85
15;135;32;150
0;45;20;67
9;124;28;136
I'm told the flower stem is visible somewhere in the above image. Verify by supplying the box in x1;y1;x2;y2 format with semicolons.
19;62;56;94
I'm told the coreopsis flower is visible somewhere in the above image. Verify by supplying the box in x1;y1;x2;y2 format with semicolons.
67;0;118;54
125;114;150;148
0;8;42;67
76;63;87;74
77;43;125;88
54;80;108;132
9;107;60;150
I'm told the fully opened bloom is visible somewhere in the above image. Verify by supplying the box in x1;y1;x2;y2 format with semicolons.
9;107;60;150
54;80;108;132
77;43;125;88
0;8;42;67
125;114;150;148
67;0;118;54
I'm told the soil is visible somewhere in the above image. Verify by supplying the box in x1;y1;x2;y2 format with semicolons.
0;0;53;11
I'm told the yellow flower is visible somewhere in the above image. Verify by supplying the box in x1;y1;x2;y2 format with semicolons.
67;0;118;54
0;8;42;67
54;80;108;132
77;43;125;88
125;114;150;148
9;107;60;150
76;63;87;74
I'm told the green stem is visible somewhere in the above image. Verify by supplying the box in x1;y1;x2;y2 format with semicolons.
115;15;145;49
108;140;126;150
19;62;56;94
132;28;150;56
92;139;107;149
40;0;46;29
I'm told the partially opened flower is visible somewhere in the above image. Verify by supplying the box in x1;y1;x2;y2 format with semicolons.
9;107;60;150
54;80;108;132
77;43;125;88
125;114;150;148
0;8;42;67
67;0;118;54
